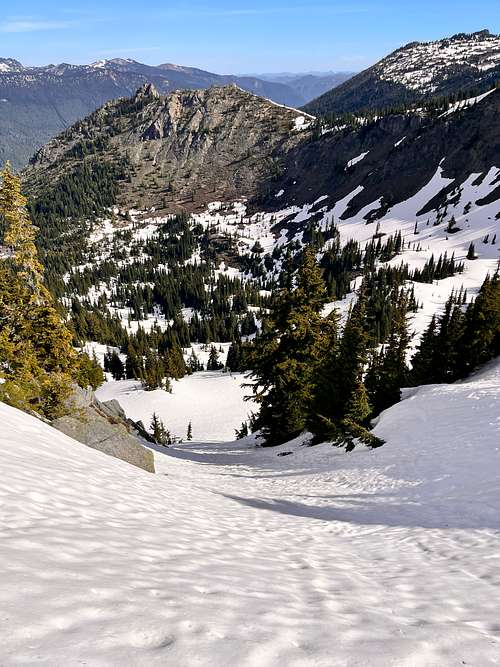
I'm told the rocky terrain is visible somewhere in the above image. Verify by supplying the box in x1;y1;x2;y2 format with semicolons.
304;30;500;115
23;83;313;214
0;57;325;169
23;82;500;227
52;386;155;473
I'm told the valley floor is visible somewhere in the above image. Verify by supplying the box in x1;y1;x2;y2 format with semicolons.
1;362;500;666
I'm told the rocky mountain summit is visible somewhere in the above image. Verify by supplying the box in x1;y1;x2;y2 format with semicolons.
24;83;313;214
23;81;500;229
0;57;315;169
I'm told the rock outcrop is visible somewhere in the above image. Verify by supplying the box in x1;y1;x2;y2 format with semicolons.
52;386;155;473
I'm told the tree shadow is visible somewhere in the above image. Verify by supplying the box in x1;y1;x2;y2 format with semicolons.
217;492;500;530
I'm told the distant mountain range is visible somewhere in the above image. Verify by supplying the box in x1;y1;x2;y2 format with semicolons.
304;30;500;115
246;71;355;101
0;58;351;169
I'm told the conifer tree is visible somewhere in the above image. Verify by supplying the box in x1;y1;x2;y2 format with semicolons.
248;248;326;445
0;163;44;289
150;412;170;445
366;296;410;415
207;345;223;371
0;165;78;417
187;421;193;441
309;288;383;449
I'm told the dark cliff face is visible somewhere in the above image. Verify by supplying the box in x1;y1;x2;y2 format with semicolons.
260;89;500;221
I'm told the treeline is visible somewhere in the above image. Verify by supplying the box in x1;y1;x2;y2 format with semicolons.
411;275;500;385
314;81;500;132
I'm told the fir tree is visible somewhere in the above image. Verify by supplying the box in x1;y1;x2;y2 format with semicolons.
248;248;327;445
187;421;193;441
150;412;170;445
207;345;223;371
0;166;79;418
366;297;410;415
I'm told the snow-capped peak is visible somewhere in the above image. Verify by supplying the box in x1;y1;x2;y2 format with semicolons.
0;58;25;73
377;29;500;94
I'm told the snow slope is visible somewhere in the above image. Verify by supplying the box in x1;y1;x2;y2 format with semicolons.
96;370;254;442
1;359;500;666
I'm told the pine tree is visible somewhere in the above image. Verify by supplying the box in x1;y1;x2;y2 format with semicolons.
0;166;79;418
104;350;125;380
309;288;384;449
467;242;476;260
0;163;44;289
410;315;439;385
248;248;327;445
207;345;223;371
366;296;410;415
150;412;170;445
187;421;193;441
125;342;143;379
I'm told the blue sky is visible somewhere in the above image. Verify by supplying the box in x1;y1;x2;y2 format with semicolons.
1;1;499;73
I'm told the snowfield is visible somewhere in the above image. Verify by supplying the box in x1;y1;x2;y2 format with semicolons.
96;370;255;442
1;359;500;666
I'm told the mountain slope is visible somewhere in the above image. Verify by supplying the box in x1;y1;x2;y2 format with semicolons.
304;30;500;116
1;356;500;665
23;83;313;214
0;57;304;169
274;87;500;218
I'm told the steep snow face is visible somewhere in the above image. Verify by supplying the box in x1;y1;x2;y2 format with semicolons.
1;359;500;666
378;31;500;93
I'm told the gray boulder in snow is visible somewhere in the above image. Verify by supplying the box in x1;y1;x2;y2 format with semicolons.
52;386;155;473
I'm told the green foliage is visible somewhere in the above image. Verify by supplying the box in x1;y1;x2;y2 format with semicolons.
0;166;79;418
410;274;500;385
248;249;327;445
150;412;171;446
76;352;105;391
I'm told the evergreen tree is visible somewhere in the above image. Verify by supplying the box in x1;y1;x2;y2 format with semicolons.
366;297;410;415
150;412;170;445
309;289;384;449
248;249;327;445
0;162;44;289
104;350;125;380
76;352;104;390
207;345;223;371
187;421;193;441
0;165;79;418
410;315;439;385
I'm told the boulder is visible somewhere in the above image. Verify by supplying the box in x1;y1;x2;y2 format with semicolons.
52;386;155;473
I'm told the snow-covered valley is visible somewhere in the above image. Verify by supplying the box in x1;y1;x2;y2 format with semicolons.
1;359;500;666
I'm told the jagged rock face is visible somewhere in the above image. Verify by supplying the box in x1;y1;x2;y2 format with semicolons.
304;30;500;115
23;84;313;213
0;58;306;169
52;386;155;473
